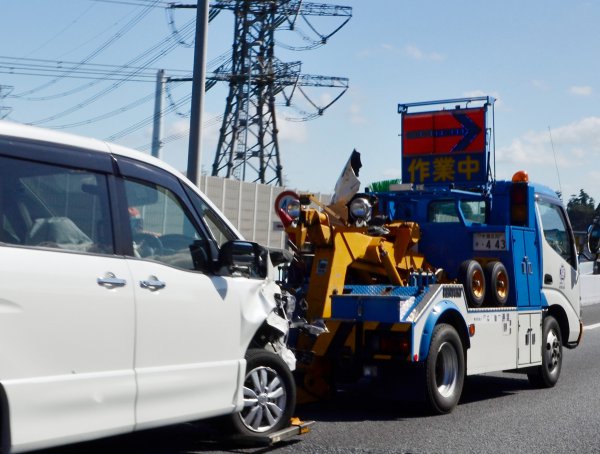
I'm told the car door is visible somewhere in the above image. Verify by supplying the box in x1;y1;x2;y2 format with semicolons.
536;196;581;342
114;157;245;428
0;149;136;451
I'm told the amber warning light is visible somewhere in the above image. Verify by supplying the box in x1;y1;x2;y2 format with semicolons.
511;170;529;183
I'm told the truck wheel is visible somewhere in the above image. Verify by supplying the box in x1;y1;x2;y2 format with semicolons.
458;260;485;308
423;323;465;414
527;316;562;388
484;261;509;306
230;349;296;436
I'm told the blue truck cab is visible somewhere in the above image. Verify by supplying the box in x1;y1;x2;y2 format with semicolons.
374;171;582;349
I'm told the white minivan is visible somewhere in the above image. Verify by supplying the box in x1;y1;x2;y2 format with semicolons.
0;121;297;453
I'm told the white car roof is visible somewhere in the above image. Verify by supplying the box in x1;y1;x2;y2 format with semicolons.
0;120;177;174
0;120;243;239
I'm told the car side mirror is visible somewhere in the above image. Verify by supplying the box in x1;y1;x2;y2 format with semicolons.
218;240;268;279
587;223;600;255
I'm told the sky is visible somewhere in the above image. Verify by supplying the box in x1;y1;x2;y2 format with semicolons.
1;0;600;203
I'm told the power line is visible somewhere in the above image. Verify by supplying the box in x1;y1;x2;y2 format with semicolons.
12;0;159;99
1;56;190;83
22;4;97;59
26;18;196;125
51;92;157;129
90;0;170;7
106;92;192;141
136;114;223;151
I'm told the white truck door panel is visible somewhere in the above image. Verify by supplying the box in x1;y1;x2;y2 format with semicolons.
536;199;581;343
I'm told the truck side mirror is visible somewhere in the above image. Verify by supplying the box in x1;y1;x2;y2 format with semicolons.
587;223;600;255
218;240;268;279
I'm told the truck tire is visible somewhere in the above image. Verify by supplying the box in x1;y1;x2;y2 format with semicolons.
423;323;465;414
484;261;509;306
230;349;296;436
458;260;485;308
527;315;562;388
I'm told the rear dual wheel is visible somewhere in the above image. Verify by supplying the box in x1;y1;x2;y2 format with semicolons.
484;261;509;307
459;260;509;307
458;260;485;307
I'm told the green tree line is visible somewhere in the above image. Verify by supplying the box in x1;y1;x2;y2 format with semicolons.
565;189;600;232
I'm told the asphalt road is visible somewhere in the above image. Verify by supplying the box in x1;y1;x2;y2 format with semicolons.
40;304;600;454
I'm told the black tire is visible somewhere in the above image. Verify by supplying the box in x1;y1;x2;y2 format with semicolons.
423;324;465;414
484;261;509;306
458;260;485;308
230;349;296;436
527;315;562;388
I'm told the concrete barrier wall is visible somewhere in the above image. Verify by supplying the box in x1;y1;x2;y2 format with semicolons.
199;175;330;249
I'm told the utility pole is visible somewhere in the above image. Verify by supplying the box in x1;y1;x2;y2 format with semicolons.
151;69;166;159
186;0;210;186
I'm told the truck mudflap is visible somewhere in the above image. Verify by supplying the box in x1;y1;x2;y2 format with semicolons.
567;320;584;349
228;418;315;446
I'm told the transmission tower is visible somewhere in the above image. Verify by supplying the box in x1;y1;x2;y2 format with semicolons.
208;0;351;186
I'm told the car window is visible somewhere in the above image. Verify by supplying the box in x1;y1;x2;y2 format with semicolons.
537;199;576;268
0;155;114;254
124;178;209;271
183;185;237;247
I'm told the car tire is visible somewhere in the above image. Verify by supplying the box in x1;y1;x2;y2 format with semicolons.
230;349;296;436
527;315;562;388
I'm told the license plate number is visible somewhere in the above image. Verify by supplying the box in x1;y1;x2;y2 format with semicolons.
473;232;507;251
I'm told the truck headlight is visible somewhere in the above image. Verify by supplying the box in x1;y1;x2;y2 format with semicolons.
286;200;301;220
349;196;373;225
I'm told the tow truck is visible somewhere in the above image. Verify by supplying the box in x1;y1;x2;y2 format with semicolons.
275;97;584;413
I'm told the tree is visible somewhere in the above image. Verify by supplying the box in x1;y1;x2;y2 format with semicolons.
566;189;596;231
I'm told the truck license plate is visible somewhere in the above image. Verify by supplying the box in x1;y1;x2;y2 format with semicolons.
473;232;507;251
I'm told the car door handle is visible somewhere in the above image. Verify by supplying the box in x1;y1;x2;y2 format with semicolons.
140;276;166;291
97;272;127;288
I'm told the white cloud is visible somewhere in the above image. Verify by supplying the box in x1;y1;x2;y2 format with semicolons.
496;117;600;199
276;115;308;144
569;85;593;96
462;90;506;111
349;103;367;125
532;79;549;91
403;44;444;61
498;117;600;166
358;43;444;62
